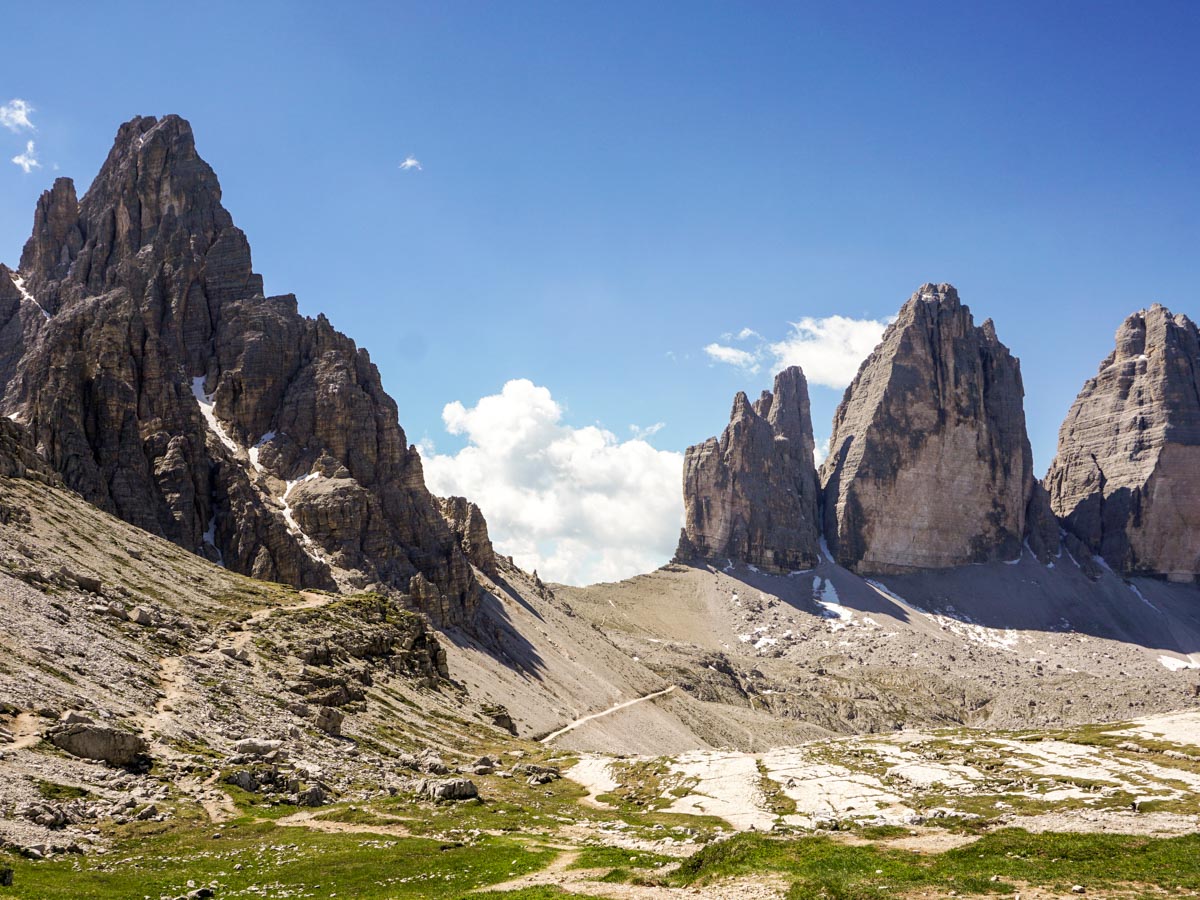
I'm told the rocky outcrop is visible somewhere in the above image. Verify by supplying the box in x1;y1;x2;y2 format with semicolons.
437;496;497;577
677;366;820;573
48;723;149;769
820;283;1056;574
0;115;478;625
1045;304;1200;581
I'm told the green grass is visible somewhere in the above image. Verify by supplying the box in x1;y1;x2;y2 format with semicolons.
568;846;677;871
666;829;1200;898
34;780;91;802
472;888;609;900
0;820;554;899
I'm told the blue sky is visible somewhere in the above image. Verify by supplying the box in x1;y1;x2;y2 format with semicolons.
2;1;1197;583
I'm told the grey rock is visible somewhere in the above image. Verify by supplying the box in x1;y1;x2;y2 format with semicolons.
414;777;478;802
678;366;821;572
820;284;1053;573
312;706;344;737
1;115;480;626
48;723;148;768
234;738;283;757
1046;304;1200;581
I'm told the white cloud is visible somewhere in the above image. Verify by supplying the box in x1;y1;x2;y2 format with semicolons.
0;99;34;132
813;434;830;466
630;421;666;440
704;314;892;389
768;315;891;389
423;379;684;586
399;155;422;171
703;342;761;373
11;140;39;173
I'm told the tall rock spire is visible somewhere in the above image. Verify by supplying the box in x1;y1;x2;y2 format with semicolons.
1;115;479;625
677;365;821;572
819;283;1056;574
1045;304;1200;581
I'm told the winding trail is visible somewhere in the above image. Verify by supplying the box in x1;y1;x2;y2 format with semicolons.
8;712;43;751
541;686;676;744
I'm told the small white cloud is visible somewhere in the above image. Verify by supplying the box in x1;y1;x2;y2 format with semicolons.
813;434;831;466
768;315;891;389
11;140;40;173
703;342;761;373
423;379;684;586
630;422;666;440
0;99;34;132
704;314;891;389
399;155;422;171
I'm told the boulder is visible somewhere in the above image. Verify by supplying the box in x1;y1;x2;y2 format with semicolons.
49;724;148;768
415;778;478;802
312;707;344;737
234;738;283;758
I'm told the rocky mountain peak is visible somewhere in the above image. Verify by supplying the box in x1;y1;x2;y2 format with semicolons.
0;115;479;626
1046;303;1200;581
677;365;820;573
820;283;1055;573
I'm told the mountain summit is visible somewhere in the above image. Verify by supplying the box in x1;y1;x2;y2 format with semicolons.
1046;303;1200;581
819;283;1057;573
0;115;478;624
677;365;821;572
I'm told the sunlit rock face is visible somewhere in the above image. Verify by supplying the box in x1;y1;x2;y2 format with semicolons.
819;283;1056;574
1046;304;1200;582
0;115;478;624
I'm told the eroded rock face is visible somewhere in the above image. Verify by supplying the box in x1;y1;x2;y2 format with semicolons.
0;115;478;625
437;496;498;577
820;283;1055;574
677;366;820;573
1045;304;1200;581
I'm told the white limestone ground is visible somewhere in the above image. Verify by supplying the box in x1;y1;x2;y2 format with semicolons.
567;710;1200;835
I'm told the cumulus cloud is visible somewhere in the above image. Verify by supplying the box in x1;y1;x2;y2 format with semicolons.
423;379;684;587
703;342;761;373
11;140;39;173
769;315;891;388
399;155;422;171
0;99;34;132
704;314;891;389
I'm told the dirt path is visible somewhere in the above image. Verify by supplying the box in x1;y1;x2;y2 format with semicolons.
541;686;677;744
198;770;238;823
246;590;336;627
276;809;413;837
142;655;186;741
478;857;788;899
232;590;338;655
478;848;583;892
8;712;42;751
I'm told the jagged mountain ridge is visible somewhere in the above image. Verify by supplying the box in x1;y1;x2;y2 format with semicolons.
0;115;477;625
677;366;821;573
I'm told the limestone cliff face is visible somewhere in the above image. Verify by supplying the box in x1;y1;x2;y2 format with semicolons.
819;283;1055;574
678;366;821;573
437;496;498;578
0;115;478;625
1045;304;1200;581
